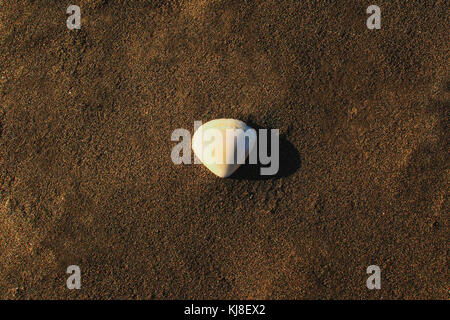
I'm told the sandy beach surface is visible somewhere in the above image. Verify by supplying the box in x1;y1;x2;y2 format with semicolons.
0;0;448;299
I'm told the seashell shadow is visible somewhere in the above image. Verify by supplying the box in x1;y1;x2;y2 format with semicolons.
230;121;302;180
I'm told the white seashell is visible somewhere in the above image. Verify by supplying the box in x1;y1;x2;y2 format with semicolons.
192;119;257;178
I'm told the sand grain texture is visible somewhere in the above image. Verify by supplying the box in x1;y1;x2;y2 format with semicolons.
0;0;448;299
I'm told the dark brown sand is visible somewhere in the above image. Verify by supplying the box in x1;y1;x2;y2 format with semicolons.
0;0;448;299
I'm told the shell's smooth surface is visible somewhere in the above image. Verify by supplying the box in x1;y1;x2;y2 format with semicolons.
192;119;257;178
